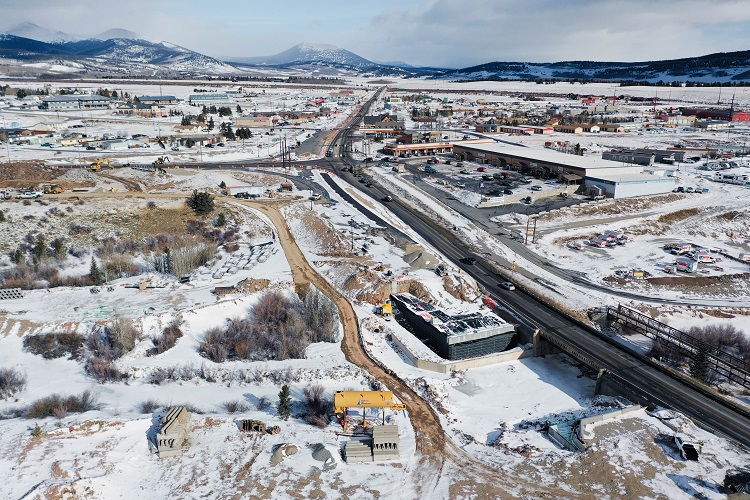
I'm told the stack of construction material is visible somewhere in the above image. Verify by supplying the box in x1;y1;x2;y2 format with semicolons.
152;406;191;458
372;425;400;461
344;440;373;463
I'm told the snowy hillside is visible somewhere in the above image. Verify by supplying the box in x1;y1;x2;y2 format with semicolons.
3;22;79;43
445;50;750;83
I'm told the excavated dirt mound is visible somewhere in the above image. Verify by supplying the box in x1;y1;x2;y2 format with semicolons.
442;274;479;302
646;272;748;286
236;278;272;293
0;163;94;190
397;280;433;302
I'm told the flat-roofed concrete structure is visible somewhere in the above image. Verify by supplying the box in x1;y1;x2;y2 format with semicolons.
452;143;644;178
390;293;516;360
585;173;676;198
384;139;493;157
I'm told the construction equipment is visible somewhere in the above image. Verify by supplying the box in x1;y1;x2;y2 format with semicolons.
374;301;392;317
334;391;405;433
152;156;170;166
43;184;63;194
90;158;111;172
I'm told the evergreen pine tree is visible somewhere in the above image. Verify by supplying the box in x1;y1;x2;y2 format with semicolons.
277;384;291;420
89;257;103;285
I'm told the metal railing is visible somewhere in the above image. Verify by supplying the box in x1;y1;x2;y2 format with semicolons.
608;304;750;389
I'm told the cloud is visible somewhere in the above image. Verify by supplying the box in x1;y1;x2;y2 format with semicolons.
2;0;749;67
355;0;750;67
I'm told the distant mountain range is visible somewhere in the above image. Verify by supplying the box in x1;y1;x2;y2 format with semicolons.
0;23;748;82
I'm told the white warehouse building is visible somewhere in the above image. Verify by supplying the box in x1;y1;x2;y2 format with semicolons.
585;174;675;198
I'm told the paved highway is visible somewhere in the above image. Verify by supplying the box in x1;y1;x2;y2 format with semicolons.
318;90;750;449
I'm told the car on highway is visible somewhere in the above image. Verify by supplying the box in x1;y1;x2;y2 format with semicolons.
382;195;393;202
531;185;543;191
462;256;477;265
503;189;514;195
499;281;516;291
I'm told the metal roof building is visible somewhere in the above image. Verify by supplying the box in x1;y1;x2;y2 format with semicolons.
41;95;111;110
390;293;516;360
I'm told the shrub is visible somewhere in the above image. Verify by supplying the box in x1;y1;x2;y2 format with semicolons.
137;399;161;414
148;318;184;356
256;396;271;411
106;318;140;358
84;356;123;383
24;390;99;419
0;367;27;400
222;400;250;413
197;288;338;363
23;332;84;360
146;201;157;209
302;383;330;428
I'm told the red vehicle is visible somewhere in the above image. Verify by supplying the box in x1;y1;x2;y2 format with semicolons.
477;166;487;172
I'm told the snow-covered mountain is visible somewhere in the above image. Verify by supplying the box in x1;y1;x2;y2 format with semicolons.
0;31;238;76
230;43;378;70
93;28;142;41
3;22;79;43
443;51;750;83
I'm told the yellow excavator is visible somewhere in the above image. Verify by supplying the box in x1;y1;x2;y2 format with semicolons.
334;391;405;432
152;156;170;166
90;158;111;172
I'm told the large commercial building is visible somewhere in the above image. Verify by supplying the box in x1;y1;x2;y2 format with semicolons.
390;293;516;361
602;148;685;166
41;95;111;110
189;93;234;105
681;107;750;122
452;143;675;198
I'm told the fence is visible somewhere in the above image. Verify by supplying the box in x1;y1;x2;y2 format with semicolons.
607;304;750;389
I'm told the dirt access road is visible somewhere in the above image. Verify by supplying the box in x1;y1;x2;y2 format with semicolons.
253;203;568;499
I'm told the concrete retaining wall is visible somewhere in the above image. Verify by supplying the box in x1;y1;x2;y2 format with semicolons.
579;405;641;441
389;332;532;373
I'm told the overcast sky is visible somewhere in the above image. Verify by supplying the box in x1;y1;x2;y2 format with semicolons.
3;0;750;68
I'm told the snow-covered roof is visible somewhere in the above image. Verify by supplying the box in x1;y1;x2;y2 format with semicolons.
455;143;639;171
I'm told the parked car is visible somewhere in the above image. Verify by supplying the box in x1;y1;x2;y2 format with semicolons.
519;177;532;184
460;169;470;174
456;162;464;167
310;193;321;200
445;160;452;165
503;189;513;195
424;166;437;173
686;187;695;193
499;282;516;291
476;166;487;172
523;196;532;204
456;182;466;188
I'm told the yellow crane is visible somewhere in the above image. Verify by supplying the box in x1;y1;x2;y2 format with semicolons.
334;391;405;432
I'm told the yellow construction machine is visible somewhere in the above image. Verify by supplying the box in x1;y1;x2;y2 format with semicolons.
90;158;111;172
334;391;405;432
152;156;170;166
43;184;63;194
